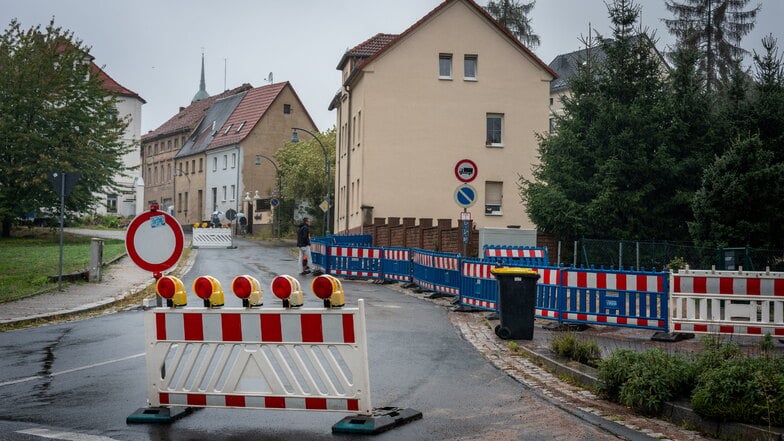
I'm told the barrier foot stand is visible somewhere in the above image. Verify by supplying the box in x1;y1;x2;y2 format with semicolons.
542;322;589;332
127;406;192;424
425;292;452;299
332;407;422;435
650;331;695;342
451;304;482;313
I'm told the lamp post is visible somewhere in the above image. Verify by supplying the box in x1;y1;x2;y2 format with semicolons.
255;154;282;238
291;127;331;236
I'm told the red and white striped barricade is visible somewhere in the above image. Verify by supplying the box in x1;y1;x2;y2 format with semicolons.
671;269;784;337
329;246;382;279
143;301;372;415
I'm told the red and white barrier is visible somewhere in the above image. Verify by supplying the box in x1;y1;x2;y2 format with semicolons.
671;269;784;337
143;301;372;414
192;227;233;249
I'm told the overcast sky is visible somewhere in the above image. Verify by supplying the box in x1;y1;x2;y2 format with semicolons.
3;0;781;135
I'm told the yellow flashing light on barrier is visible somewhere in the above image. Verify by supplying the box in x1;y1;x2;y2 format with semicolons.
311;274;345;308
270;275;303;308
232;275;263;308
155;275;187;307
192;275;225;308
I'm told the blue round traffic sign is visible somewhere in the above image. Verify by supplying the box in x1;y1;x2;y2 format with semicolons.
454;184;477;208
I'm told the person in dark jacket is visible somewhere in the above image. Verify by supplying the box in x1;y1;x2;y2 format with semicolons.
297;217;312;274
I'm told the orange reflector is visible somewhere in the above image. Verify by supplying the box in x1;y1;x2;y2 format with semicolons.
156;276;177;299
311;275;334;300
194;276;215;299
232;276;253;299
271;276;292;299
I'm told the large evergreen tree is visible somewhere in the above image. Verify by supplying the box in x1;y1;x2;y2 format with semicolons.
521;0;675;242
484;0;540;50
0;19;131;237
690;36;784;248
663;0;760;92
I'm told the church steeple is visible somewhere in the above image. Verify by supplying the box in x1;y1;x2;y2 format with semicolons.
192;52;209;102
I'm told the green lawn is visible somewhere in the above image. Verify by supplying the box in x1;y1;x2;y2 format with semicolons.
0;228;126;302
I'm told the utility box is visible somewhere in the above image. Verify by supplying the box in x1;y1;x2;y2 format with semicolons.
479;227;537;251
491;267;539;340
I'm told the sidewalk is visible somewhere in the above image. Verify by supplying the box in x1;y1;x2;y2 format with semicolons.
1;230;781;440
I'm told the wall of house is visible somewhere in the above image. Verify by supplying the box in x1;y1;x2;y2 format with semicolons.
336;0;553;235
239;85;318;233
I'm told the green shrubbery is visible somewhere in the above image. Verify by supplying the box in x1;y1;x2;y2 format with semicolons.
593;336;784;426
549;333;601;367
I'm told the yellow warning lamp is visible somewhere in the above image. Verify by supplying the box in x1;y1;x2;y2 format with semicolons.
270;275;304;308
231;275;263;308
192;275;225;308
155;275;187;307
311;274;345;308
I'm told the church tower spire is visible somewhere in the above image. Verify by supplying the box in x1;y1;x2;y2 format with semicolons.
192;51;209;102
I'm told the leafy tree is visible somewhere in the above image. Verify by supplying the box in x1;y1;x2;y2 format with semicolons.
0;19;131;237
521;0;674;242
274;128;335;232
663;0;761;92
484;0;540;49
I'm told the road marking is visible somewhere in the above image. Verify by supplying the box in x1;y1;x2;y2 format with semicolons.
17;428;120;441
0;353;144;387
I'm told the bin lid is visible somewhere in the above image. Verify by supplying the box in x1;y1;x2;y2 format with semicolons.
490;267;538;276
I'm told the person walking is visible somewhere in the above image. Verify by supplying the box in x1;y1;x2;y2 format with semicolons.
297;217;312;275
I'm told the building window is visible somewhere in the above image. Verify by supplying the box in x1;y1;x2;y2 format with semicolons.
185;161;189;174
486;113;504;146
107;195;117;213
231;184;235;201
549;117;556;134
439;53;452;79
222;185;227;202
231;153;236;168
464;55;477;80
223;155;227;170
485;181;503;215
283;104;291;114
212;157;217;172
199;158;203;172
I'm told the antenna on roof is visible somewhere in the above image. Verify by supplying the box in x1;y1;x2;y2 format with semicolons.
224;58;227;91
267;72;273;84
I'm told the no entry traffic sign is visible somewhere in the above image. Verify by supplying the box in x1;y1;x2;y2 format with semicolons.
454;159;478;183
125;209;184;275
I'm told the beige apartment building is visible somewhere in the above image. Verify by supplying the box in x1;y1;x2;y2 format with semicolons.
330;0;556;235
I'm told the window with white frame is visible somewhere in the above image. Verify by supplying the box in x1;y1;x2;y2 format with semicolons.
222;185;227;202
439;53;452;79
485;181;503;215
231;153;236;168
486;113;504;146
464;55;477;80
231;184;235;201
213;157;217;172
223;155;227;170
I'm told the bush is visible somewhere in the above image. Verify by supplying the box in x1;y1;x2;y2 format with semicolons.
597;349;642;401
550;333;601;367
691;355;784;426
692;335;742;376
598;348;693;415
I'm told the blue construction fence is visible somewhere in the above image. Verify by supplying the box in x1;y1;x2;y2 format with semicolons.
310;236;669;332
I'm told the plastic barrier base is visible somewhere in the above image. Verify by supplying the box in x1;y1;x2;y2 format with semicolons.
126;406;192;424
650;331;695;342
332;407;422;435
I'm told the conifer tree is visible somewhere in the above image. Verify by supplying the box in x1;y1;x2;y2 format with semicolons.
485;0;540;49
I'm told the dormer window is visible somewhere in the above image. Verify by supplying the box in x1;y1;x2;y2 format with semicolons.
223;124;232;135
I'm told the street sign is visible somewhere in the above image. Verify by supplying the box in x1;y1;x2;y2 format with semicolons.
270;197;280;207
462;219;470;244
125;209;184;275
319;200;330;212
459;211;472;221
454;184;477;208
48;172;81;198
225;209;237;221
454;159;478;183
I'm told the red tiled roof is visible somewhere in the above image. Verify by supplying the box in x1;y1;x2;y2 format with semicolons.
336;33;398;69
340;0;557;84
90;62;146;103
142;84;253;142
208;81;299;150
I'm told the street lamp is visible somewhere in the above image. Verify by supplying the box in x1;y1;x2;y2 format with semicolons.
291;127;331;236
255;154;282;238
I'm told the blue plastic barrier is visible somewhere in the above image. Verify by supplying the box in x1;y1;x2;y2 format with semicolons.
483;245;549;267
411;249;461;296
459;258;498;311
328;245;382;279
381;247;412;282
555;267;669;331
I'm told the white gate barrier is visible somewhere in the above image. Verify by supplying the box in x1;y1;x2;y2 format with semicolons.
143;301;372;415
192;227;233;248
670;268;784;337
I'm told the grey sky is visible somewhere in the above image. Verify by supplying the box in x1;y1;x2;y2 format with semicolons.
2;1;781;135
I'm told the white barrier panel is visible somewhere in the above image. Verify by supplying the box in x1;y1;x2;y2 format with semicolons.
671;269;784;337
192;228;233;248
143;301;372;415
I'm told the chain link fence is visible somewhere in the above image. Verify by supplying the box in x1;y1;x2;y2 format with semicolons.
551;239;784;272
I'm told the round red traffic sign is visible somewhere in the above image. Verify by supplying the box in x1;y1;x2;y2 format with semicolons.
125;209;184;274
455;159;478;183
